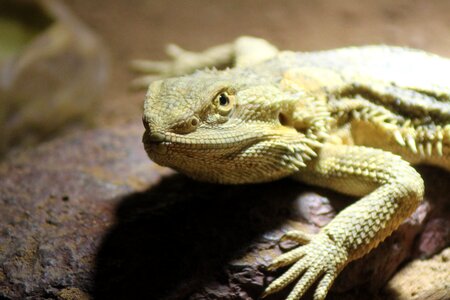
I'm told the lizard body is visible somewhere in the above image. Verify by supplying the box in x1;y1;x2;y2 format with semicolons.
134;37;450;300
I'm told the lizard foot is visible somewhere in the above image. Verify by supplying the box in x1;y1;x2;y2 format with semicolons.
130;44;212;90
263;232;347;300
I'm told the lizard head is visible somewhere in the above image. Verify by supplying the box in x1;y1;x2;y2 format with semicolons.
142;69;322;184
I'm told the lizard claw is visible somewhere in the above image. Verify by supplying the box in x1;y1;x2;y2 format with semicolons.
264;233;347;300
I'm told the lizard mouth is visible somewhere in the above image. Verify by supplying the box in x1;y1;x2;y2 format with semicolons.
142;130;170;155
143;130;166;143
143;130;202;145
142;127;270;155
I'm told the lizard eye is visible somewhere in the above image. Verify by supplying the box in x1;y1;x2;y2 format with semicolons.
213;91;235;115
219;93;229;106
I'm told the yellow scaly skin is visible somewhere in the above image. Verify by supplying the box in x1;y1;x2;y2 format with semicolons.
133;37;450;300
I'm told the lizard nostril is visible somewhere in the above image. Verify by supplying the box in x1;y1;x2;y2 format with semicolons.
190;116;199;127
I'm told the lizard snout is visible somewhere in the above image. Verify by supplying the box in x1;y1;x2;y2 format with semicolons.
142;116;150;131
142;117;166;143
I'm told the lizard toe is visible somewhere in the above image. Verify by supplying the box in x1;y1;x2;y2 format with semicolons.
263;233;346;300
281;230;314;244
129;59;171;74
267;247;306;271
313;273;336;300
263;257;309;297
286;268;323;300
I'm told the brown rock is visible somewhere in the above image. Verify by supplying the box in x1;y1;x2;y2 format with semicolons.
0;123;448;299
57;287;90;300
383;248;450;300
0;123;168;299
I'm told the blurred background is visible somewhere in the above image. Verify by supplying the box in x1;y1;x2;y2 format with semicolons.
1;0;450;158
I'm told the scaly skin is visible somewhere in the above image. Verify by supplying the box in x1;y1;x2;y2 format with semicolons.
133;37;450;300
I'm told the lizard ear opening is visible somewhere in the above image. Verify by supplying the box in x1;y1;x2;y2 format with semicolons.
278;111;291;126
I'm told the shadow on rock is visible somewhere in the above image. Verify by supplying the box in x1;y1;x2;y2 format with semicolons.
93;174;309;300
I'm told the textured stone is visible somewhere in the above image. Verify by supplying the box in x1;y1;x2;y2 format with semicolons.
383;248;450;300
0;123;448;300
0;124;169;299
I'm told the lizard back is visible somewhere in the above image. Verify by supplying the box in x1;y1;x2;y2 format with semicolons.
268;46;450;168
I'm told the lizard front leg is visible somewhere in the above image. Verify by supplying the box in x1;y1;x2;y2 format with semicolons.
130;36;278;89
264;144;424;300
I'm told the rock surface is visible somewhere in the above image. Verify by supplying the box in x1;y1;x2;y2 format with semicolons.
0;123;449;300
383;247;450;300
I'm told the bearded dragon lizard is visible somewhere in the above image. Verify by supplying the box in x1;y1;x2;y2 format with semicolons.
132;37;450;300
